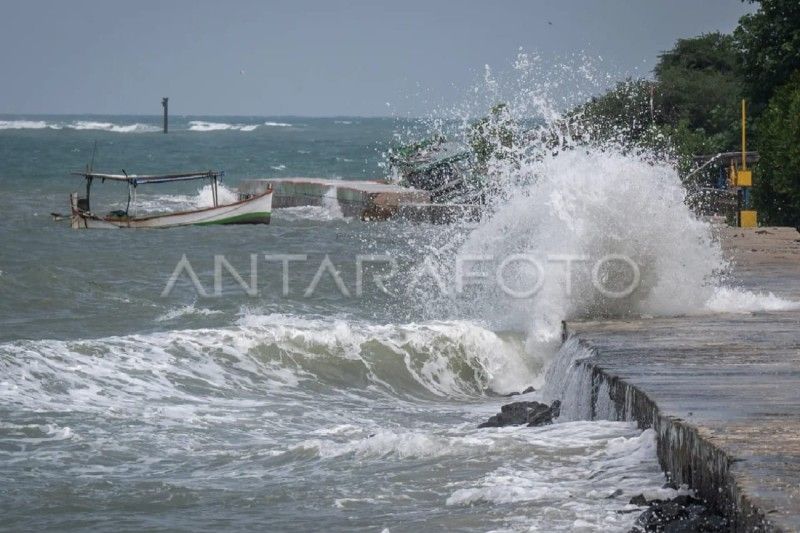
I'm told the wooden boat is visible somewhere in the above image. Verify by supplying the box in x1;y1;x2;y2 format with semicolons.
69;171;272;229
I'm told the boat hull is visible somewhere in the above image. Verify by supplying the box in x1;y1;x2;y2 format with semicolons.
70;190;272;229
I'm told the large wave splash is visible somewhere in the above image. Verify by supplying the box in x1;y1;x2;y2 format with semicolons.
453;147;725;341
400;52;790;343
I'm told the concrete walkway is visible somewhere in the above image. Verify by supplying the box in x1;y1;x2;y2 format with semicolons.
564;227;800;531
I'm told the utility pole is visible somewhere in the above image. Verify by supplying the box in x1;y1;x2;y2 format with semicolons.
162;97;169;134
735;99;756;227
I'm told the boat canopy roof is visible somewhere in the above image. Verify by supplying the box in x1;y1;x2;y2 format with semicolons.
72;170;223;185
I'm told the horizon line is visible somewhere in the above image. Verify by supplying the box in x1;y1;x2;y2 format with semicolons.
0;112;415;120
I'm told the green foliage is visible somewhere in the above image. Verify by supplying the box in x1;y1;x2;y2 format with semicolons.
655;33;742;143
572;34;742;174
469;103;516;168
566;2;800;224
576;78;659;145
752;72;800;226
735;0;800;107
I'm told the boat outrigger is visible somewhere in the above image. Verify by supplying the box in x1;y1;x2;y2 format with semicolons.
69;170;272;229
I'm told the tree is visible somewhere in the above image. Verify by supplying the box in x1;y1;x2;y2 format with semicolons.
752;72;800;227
569;34;743;174
735;0;800;107
654;33;742;148
570;78;660;149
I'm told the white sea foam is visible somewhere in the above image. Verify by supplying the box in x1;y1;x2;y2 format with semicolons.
68;121;160;133
263;121;292;127
705;286;800;313
0;119;61;130
445;425;665;531
290;429;491;459
0;314;543;417
155;305;224;322
127;183;239;214
0;119;159;132
321;186;345;219
277;206;342;221
194;183;238;207
188;120;259;132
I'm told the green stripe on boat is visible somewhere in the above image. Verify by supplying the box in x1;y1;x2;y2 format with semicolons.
194;212;271;225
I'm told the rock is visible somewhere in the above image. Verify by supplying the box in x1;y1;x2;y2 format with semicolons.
636;501;686;529
478;400;560;428
527;400;560;427
478;402;532;427
502;385;536;397
629;494;728;532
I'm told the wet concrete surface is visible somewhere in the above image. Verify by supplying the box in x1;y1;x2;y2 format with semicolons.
565;226;800;531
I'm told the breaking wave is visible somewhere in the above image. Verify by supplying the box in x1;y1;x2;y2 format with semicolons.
0;120;60;130
0;118;299;132
0;315;542;416
69;121;160;133
188;120;259;132
0;119;159;132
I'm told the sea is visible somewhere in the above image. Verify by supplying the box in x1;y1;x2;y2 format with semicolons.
0;113;785;531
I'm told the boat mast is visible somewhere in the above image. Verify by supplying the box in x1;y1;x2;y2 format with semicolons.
84;142;97;211
212;174;219;207
123;169;133;216
85;176;93;211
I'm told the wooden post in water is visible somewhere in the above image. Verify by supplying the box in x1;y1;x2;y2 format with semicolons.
162;97;169;133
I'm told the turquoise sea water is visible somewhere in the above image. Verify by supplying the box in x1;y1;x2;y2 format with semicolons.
0;116;668;532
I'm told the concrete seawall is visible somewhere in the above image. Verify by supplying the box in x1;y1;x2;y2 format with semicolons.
239;178;481;222
563;227;800;532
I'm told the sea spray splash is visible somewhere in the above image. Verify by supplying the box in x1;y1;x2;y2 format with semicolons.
400;52;727;345
455;147;725;338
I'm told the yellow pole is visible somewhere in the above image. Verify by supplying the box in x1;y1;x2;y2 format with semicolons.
741;99;747;170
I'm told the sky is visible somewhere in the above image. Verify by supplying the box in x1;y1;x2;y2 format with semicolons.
0;0;755;117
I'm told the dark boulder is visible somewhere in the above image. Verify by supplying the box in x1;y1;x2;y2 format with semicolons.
629;494;728;532
629;494;652;507
503;386;536;397
527;400;560;426
478;400;561;428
